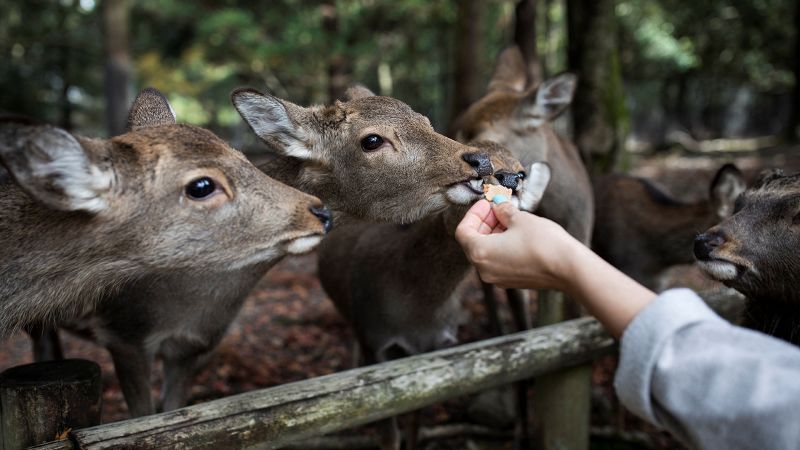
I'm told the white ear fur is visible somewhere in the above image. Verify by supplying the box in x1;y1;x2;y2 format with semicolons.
231;89;314;160
517;162;551;212
0;125;112;213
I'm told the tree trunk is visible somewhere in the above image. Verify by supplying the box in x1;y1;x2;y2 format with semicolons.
567;0;628;175
514;0;543;87
787;2;800;141
102;0;132;137
0;360;101;449
451;0;485;123
322;3;348;103
57;2;73;131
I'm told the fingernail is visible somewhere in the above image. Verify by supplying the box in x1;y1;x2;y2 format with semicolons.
492;195;508;205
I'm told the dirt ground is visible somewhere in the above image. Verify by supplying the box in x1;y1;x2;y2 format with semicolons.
2;145;798;449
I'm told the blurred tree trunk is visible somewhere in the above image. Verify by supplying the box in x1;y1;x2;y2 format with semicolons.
102;0;132;137
322;3;348;102
58;2;73;131
788;2;800;141
451;0;484;122
514;0;543;87
567;0;628;175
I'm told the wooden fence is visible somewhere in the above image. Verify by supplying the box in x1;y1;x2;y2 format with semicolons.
20;288;744;450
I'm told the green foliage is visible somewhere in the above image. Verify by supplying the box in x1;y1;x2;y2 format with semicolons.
617;0;794;91
0;0;795;140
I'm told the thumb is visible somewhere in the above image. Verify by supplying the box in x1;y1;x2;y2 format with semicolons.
492;202;519;228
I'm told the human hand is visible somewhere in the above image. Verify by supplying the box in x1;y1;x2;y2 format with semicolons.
455;199;582;291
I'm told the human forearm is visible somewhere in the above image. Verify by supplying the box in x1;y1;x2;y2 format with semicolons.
559;240;656;338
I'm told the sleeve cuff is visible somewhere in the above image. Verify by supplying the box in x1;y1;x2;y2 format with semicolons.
613;288;725;424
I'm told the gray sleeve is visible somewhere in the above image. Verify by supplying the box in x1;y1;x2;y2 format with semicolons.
614;288;800;450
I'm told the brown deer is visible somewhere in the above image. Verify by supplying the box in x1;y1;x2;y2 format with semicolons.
317;141;551;450
694;169;800;345
232;85;494;225
593;164;746;289
451;47;593;330
453;47;592;244
450;46;593;448
0;95;329;340
35;86;494;417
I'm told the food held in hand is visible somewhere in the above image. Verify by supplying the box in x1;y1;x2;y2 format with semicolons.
483;184;512;202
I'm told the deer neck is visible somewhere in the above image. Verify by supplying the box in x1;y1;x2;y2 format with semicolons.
397;203;473;292
0;187;140;335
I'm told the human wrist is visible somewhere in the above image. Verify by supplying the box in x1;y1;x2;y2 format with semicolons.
546;231;587;294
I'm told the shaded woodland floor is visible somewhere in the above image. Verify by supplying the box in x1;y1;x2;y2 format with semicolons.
2;144;799;449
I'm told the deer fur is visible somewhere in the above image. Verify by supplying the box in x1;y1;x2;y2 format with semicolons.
452;46;593;243
232;85;494;224
0;98;327;339
695;169;800;345
593;164;745;288
449;46;593;446
36;86;495;418
317;141;550;450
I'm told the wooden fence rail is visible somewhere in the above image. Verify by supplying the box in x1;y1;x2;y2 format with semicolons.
29;288;744;450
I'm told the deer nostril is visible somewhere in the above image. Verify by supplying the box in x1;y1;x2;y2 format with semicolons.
693;233;724;261
495;171;521;190
462;152;493;177
310;205;333;233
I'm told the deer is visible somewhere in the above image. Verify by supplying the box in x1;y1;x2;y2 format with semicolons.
0;95;329;341
450;46;593;446
451;46;593;331
593;164;746;289
33;85;495;418
694;169;800;346
317;140;551;450
231;85;494;225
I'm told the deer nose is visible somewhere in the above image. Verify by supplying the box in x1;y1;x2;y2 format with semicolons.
310;205;333;233
693;232;724;261
494;171;521;191
462;152;493;177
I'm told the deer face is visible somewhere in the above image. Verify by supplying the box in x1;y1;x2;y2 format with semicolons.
695;170;800;303
453;48;576;169
232;87;493;224
0;91;329;274
107;124;329;269
477;140;550;213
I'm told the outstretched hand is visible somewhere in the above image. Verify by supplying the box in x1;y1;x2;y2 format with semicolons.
456;198;657;338
455;199;578;291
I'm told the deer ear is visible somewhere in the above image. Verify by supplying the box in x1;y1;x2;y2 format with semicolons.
710;163;746;218
519;73;577;126
488;46;527;93
0;124;112;213
344;85;376;101
231;88;316;160
517;162;551;211
126;87;176;131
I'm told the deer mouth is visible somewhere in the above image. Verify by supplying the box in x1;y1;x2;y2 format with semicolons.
445;178;484;204
285;234;324;255
696;258;742;281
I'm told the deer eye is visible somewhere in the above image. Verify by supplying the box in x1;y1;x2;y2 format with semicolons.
185;177;217;199
361;134;384;151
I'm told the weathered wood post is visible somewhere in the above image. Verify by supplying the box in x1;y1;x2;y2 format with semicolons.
534;290;592;450
0;359;101;450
